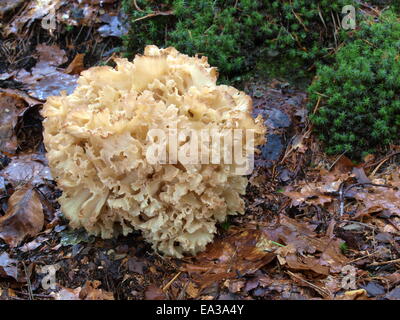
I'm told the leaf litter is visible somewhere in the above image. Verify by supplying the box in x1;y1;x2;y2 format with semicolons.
0;8;399;300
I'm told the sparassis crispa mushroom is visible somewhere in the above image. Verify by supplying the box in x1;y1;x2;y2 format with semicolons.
42;45;265;257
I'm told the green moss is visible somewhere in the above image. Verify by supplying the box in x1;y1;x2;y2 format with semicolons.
122;0;356;82
308;11;400;158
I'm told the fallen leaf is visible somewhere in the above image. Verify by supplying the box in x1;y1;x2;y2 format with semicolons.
385;286;400;300
341;289;369;300
144;284;166;300
98;13;129;38
186;282;199;299
19;235;48;252
79;281;114;300
0;185;44;247
263;216;349;275
4;0;62;36
0;252;18;281
52;287;81;300
354;187;400;218
53;281;114;300
65;53;85;75
35;44;68;67
14;44;78;100
0;89;40;154
1;153;53;187
127;256;145;274
226;280;245;293
352;167;371;184
184;228;276;289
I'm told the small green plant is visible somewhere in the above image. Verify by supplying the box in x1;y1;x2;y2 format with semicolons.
308;12;400;158
220;219;231;231
339;242;349;254
122;0;355;82
65;24;74;32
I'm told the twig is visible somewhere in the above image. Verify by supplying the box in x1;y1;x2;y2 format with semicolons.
318;6;327;31
133;0;143;12
134;11;174;23
16;291;54;299
328;151;347;171
369;151;400;176
337;220;378;230
286;271;330;297
338;182;394;216
344;183;394;196
162;271;182;292
312;96;321;115
370;258;400;266
338;182;346;216
348;252;376;264
22;262;34;301
290;0;308;32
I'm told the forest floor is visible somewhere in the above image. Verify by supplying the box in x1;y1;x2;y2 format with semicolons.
0;0;399;300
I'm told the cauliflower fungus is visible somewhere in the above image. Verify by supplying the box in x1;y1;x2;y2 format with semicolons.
42;45;265;257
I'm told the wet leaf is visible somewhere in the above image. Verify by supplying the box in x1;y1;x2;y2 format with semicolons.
4;0;63;36
52;287;81;300
19;235;48;252
14;44;78;100
184;228;276;289
98;13;129;38
1;153;53;187
60;228;94;246
0;252;18;280
0;89;40;154
0;185;44;247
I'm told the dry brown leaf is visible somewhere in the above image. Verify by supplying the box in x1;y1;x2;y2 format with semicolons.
184;228;276;289
65;53;85;75
352;167;371;184
35;44;68;67
0;185;44;247
283;189;333;207
354;187;400;218
263;216;348;275
283;160;353;208
53;281;114;300
186;282;199;299
79;280;114;300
